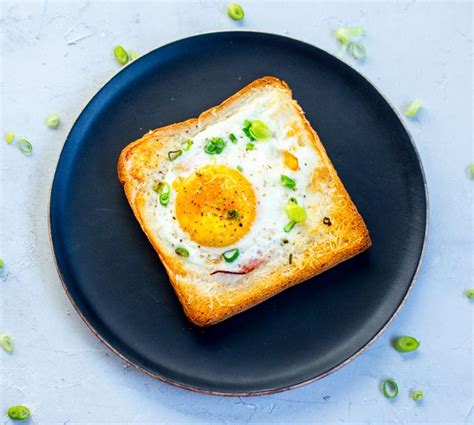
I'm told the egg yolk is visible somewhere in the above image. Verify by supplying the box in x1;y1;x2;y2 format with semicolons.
175;165;256;247
283;150;299;171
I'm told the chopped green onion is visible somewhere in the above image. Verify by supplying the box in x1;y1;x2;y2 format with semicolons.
152;182;170;194
285;203;307;223
411;390;424;401
243;119;271;141
242;120;256;141
159;193;169;206
348;42;366;60
246;142;255;151
0;258;3;269
5;132;15;144
227;3;244;20
0;334;14;353
168;150;182;161
182;139;193;151
289;253;293;264
204;142;216;154
236;165;244;172
114;45;129;65
283;221;296;233
45;113;60;128
382;378;398;399
225;209;239;220
405;99;422;117
7;405;30;420
18;138;32;155
245;142;255;151
393;336;420;352
175;247;189;258
281;174;296;190
129;50;139;61
152;182;170;206
204;137;226;154
336;26;365;46
465;289;474;299
335;26;366;60
249;120;271;140
466;164;474;180
229;133;238;143
222;248;239;263
289;197;298;205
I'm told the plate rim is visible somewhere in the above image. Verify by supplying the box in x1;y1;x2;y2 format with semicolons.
48;30;429;397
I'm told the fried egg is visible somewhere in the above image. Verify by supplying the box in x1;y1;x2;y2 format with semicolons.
148;89;319;272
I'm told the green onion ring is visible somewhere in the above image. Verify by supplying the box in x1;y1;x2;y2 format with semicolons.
227;3;244;21
182;139;193;151
175;247;189;258
18;138;32;155
411;390;424;401
7;405;31;420
168;150;182;161
0;334;14;353
382;378;398;399
393;336;420;352
222;248;239;263
348;41;366;60
45;113;61;128
114;45;129;65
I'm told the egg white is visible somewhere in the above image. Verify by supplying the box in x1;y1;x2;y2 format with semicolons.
145;90;320;271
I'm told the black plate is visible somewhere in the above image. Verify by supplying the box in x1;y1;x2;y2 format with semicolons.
50;32;427;395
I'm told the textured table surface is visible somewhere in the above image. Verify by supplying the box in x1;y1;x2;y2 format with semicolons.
0;1;473;424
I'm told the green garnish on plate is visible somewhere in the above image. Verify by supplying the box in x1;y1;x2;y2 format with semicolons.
182;139;193;151
204;137;226;154
175;247;190;257
243;119;271;141
281;174;296;189
153;182;171;207
222;248;239;263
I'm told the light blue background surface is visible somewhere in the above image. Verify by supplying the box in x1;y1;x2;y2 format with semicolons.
0;1;473;424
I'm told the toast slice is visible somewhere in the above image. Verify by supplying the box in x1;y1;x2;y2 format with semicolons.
118;77;371;326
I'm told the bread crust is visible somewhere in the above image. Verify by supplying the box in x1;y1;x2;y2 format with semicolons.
118;76;371;326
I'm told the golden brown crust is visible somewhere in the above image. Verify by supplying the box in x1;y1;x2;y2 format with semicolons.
118;76;371;327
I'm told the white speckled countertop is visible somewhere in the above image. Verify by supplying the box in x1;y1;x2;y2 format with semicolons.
0;1;473;424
